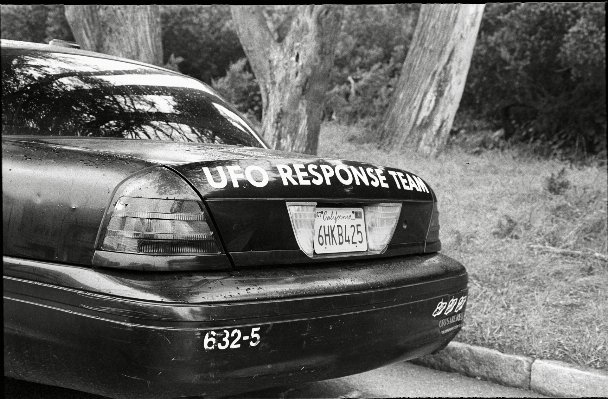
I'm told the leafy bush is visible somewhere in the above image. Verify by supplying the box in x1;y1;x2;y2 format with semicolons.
2;4;604;161
0;4;73;43
461;3;606;158
326;45;406;128
325;5;418;127
211;58;262;123
161;5;245;84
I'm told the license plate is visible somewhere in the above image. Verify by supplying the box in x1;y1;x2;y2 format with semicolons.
314;208;367;254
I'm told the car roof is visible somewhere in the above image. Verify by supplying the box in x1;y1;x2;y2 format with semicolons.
0;39;176;75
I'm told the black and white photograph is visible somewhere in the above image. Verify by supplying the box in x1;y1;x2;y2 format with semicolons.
2;4;606;398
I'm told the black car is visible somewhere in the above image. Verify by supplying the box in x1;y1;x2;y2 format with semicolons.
2;39;468;399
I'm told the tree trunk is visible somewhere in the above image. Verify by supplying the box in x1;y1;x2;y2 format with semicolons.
231;5;343;155
64;5;162;66
379;4;485;156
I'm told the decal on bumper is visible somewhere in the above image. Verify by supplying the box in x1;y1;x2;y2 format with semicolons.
432;295;467;334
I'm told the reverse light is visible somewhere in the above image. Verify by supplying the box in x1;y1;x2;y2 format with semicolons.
426;202;440;243
363;203;402;253
425;201;441;253
286;202;317;257
94;167;229;271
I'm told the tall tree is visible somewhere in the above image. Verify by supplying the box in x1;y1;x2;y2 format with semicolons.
379;4;485;156
64;5;162;66
231;5;343;155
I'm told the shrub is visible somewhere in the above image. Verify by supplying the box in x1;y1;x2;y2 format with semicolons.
324;5;418;127
211;58;262;123
461;3;606;158
161;5;244;84
0;5;73;43
326;45;406;128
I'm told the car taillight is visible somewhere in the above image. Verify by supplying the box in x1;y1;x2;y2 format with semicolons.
101;197;217;254
286;202;402;258
286;202;317;257
364;203;402;252
426;201;440;244
93;167;230;271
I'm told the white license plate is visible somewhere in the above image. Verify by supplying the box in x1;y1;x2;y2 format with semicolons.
314;208;367;254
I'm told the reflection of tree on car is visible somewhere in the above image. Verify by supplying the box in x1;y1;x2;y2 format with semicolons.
2;51;263;146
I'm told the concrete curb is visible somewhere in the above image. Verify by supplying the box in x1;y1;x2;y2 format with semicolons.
411;341;608;397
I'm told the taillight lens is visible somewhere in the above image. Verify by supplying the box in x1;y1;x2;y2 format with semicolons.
102;197;218;254
426;202;440;243
364;203;402;253
286;202;316;257
94;167;228;270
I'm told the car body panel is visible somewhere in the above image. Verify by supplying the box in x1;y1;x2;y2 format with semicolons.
3;136;437;267
4;254;467;399
2;138;155;265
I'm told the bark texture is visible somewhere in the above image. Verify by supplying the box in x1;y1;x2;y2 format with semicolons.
64;5;162;66
379;4;485;156
231;5;343;154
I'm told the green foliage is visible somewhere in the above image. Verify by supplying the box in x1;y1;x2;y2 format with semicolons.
161;5;244;84
44;5;74;43
461;3;606;158
2;4;604;161
325;5;419;127
326;45;406;129
0;4;73;43
162;54;185;72
211;58;262;123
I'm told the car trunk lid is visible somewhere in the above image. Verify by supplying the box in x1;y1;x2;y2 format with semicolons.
171;157;437;267
7;138;438;266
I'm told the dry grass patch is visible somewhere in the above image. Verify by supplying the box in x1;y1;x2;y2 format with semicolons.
319;122;608;370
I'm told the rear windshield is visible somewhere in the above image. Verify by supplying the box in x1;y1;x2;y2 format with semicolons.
1;50;265;147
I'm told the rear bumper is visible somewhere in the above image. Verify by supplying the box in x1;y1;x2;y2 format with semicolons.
4;253;467;399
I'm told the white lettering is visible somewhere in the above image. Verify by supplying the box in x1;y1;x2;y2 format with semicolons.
444;298;458;315
432;299;447;317
387;171;401;189
202;166;228;189
413;175;429;193
218;162;432;193
293;164;311;185
439;312;464;328
376;169;389;188
433;295;467;318
245;165;269;187
308;164;323;185
226;165;245;188
406;174;418;191
366;167;379;187
455;296;467;312
335;165;353;185
276;164;298;186
350;166;369;186
320;164;334;185
397;172;411;191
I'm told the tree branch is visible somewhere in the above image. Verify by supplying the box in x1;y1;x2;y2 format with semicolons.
230;6;277;83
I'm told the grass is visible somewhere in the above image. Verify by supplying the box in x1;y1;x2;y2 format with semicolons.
318;122;608;370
